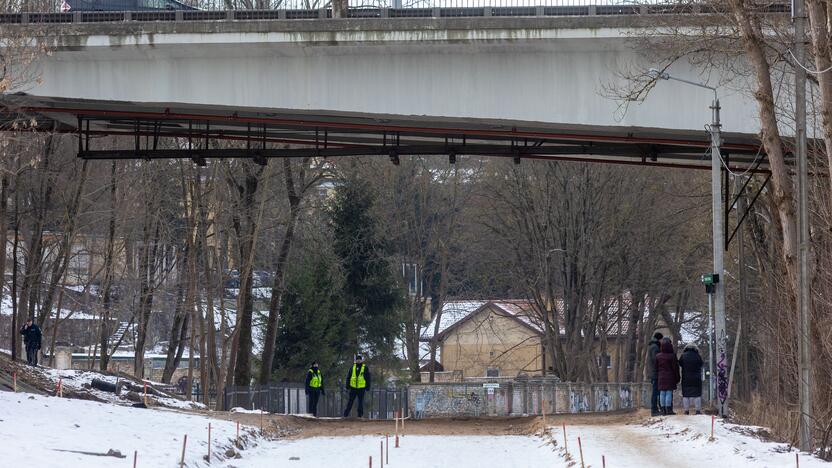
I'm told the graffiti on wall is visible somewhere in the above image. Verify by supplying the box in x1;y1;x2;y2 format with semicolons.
570;390;590;413
594;387;611;412
619;385;633;409
412;386;485;418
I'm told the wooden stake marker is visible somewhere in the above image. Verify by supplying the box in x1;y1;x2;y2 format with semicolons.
577;436;585;468
179;434;188;468
369;455;372;468
143;382;148;406
208;423;212;463
562;423;568;453
386;434;389;464
380;440;384;467
133;450;137;468
602;454;606;468
709;415;715;441
236;421;240;448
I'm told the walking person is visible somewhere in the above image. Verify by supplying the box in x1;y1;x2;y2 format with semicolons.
19;318;42;366
343;355;371;418
654;337;680;415
305;361;325;417
647;332;663;416
678;344;704;415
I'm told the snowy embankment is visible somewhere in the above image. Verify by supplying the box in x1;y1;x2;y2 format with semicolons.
0;392;255;468
547;415;828;468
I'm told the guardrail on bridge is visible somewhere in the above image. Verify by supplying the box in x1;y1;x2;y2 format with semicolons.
0;1;790;24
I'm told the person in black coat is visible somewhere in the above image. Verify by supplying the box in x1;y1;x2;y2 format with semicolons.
342;355;371;418
304;361;325;417
20;319;42;366
678;344;704;415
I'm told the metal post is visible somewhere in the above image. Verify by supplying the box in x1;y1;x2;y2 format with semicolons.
710;98;728;418
793;0;813;452
708;284;715;404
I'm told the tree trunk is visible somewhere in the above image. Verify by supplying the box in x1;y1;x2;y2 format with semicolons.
259;159;303;384
231;169;263;387
38;160;90;327
0;173;8;355
99;161;117;371
806;0;832;196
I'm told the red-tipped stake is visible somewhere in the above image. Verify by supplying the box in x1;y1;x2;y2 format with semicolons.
236;421;240;448
386;434;389;464
260;410;264;433
395;433;399;449
577;436;585;468
710;415;715;441
143;382;148;406
133;450;137;468
602;455;606;468
380;440;384;467
369;455;372;468
562;423;568;453
796;453;800;468
179;434;188;468
208;423;212;463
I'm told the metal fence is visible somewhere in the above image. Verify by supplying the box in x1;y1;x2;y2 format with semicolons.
0;1;791;23
223;383;408;419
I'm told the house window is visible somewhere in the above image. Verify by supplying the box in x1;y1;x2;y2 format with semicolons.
597;354;611;369
486;367;500;378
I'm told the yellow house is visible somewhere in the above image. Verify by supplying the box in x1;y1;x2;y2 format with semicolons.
422;301;545;380
420;300;637;382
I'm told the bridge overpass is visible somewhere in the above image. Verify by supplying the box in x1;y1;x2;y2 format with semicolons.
4;13;767;136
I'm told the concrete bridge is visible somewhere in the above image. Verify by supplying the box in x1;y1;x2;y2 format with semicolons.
8;14;765;134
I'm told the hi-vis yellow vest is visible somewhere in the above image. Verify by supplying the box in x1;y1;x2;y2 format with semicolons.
349;364;366;389
309;369;322;388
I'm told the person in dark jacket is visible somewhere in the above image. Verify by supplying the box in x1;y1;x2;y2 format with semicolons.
305;361;325;417
20;319;42;366
654;337;680;415
647;332;663;416
678;344;704;415
343;355;371;418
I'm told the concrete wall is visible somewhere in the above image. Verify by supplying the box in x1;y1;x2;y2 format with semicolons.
20;17;760;133
409;380;650;418
440;304;543;378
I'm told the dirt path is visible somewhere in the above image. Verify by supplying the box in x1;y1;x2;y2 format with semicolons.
211;409;649;439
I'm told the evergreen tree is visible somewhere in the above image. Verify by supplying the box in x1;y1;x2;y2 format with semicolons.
273;253;350;382
329;173;404;363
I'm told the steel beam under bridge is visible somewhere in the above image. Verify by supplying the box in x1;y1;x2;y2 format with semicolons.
1;94;773;173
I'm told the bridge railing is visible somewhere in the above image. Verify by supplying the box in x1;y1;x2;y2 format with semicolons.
0;1;790;24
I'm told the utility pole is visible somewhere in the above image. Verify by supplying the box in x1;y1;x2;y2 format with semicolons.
649;68;729;417
709;96;729;418
793;0;813;452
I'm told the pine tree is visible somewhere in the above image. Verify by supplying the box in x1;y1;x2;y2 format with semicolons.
329;174;404;363
273;254;350;382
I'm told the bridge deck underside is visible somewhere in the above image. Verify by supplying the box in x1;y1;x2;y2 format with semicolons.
1;94;771;172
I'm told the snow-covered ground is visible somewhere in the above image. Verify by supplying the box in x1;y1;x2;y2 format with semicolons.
548;416;827;468
0;392;253;468
1;391;829;468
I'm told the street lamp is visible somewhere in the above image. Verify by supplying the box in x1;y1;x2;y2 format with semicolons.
649;68;729;418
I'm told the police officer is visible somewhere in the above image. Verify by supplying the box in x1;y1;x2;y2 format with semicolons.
343;355;371;418
19;318;42;366
305;361;325;417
